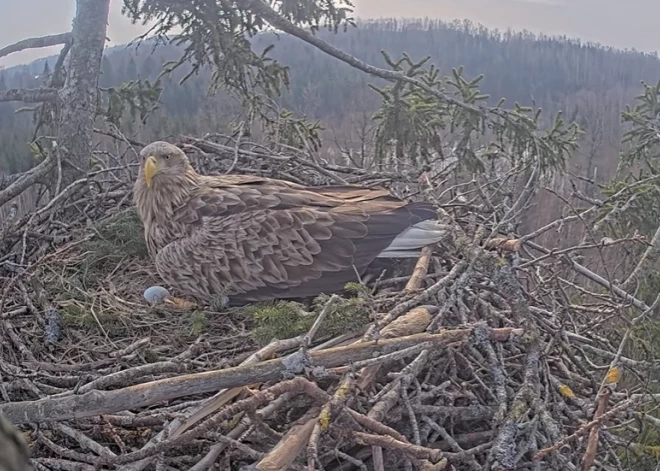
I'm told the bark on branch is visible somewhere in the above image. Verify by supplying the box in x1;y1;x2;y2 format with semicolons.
0;33;71;59
580;387;612;471
0;173;22;193
0;156;55;208
0;88;59;103
0;327;522;425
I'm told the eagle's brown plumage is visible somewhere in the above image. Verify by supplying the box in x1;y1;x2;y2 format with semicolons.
133;141;448;305
0;415;32;471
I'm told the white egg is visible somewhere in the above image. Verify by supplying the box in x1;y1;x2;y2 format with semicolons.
144;286;170;304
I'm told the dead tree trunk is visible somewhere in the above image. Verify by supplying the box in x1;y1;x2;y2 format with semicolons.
56;0;110;184
0;0;110;207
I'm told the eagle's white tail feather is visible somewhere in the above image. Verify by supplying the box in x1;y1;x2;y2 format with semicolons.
376;220;448;258
375;250;425;259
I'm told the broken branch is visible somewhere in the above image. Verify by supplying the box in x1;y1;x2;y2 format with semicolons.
0;33;71;59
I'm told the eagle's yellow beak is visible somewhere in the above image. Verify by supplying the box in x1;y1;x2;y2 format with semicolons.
144;155;159;188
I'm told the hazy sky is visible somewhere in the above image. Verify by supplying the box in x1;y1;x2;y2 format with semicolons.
1;0;659;68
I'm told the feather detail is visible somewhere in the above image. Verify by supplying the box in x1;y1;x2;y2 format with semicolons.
378;219;449;256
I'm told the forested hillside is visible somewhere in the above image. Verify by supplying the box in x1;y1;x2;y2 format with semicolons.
2;18;660;183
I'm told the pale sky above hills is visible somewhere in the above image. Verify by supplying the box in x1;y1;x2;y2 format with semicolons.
0;0;657;68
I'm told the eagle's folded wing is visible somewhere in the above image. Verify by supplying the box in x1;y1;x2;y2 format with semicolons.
302;185;397;203
199;174;306;189
156;183;437;303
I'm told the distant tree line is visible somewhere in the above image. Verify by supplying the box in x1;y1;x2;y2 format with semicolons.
1;17;659;181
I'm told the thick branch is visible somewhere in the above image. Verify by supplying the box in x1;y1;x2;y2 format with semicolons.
256;416;317;471
349;430;444;463
0;156;55;208
580;387;612;471
0;33;71;59
0;327;522;425
0;88;59;103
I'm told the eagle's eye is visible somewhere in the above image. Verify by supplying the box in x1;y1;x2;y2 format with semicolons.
164;154;170;161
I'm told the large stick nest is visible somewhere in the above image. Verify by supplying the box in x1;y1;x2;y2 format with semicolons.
0;132;658;471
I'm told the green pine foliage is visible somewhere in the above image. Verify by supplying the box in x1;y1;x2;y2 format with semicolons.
246;293;370;345
79;208;148;281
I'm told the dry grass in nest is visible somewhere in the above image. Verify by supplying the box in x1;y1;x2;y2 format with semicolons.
10;209;258;370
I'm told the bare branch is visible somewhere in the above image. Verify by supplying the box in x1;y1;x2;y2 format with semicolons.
405;246;434;292
0;33;71;60
0;156;55;208
621;222;660;291
0;88;59;103
524;240;651;311
93;127;145;147
0;327;522;425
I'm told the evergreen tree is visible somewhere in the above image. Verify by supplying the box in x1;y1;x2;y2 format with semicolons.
100;56;114;88
40;61;51;81
125;56;138;79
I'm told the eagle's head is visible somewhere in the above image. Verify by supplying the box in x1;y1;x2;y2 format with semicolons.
133;141;199;256
138;141;193;189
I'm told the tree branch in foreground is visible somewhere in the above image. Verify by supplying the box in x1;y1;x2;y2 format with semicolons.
0;33;71;60
0;156;55;208
0;327;522;425
0;88;59;103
